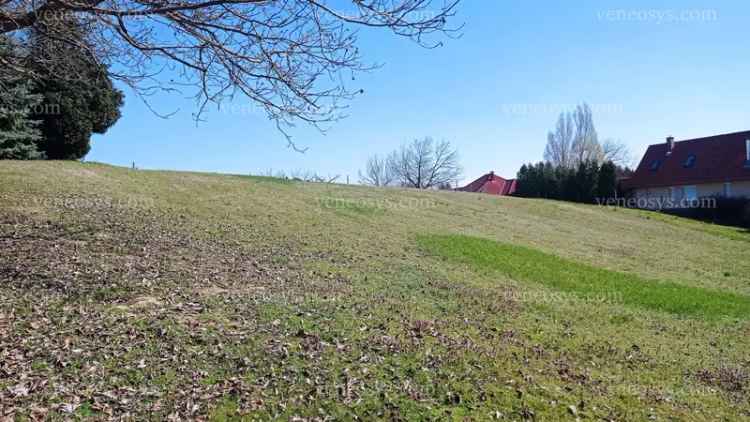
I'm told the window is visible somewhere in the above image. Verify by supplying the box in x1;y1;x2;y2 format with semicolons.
746;139;750;165
724;182;733;197
683;154;696;168
684;186;698;201
650;160;661;171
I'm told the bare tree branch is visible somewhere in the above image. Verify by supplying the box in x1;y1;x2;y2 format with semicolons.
544;111;574;168
1;0;462;149
359;153;394;186
571;103;602;165
544;103;609;168
602;138;633;167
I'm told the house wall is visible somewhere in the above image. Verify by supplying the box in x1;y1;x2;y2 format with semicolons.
695;183;725;197
722;180;750;197
633;187;670;200
632;187;671;210
691;181;750;198
633;181;750;209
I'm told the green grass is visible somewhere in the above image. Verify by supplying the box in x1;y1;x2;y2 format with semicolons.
418;234;750;319
2;161;750;420
636;209;750;243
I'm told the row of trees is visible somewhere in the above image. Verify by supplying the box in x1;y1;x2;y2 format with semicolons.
0;17;123;160
516;160;621;203
359;137;462;189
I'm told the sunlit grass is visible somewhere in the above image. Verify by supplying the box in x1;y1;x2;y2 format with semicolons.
418;234;750;319
3;161;750;420
635;209;750;243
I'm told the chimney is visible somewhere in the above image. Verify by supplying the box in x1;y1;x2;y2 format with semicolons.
666;136;675;155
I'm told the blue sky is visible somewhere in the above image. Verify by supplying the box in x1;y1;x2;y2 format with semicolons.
87;0;750;185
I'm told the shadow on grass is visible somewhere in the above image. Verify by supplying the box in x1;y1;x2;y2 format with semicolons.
417;234;750;320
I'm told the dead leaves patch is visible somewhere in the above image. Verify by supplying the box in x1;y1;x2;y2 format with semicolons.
0;204;353;419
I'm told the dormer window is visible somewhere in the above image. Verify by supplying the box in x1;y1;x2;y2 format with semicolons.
650;160;661;171
683;154;696;168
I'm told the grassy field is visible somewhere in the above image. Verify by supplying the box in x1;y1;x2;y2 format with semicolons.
1;161;749;420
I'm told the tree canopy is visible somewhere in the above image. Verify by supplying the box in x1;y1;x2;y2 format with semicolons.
25;17;124;159
0;36;43;159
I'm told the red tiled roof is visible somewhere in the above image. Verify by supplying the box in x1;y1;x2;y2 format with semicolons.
622;130;750;190
457;172;517;195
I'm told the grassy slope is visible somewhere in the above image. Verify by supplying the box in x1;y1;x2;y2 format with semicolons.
1;161;749;420
417;234;750;319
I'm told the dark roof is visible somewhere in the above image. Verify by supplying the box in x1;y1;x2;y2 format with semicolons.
622;130;750;190
457;172;517;195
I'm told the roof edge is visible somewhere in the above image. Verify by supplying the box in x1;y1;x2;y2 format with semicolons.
644;129;750;148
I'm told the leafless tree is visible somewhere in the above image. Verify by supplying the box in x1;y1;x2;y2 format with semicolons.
1;0;461;150
571;103;603;165
544;103;611;168
602;138;633;167
387;137;461;189
359;154;394;187
543;111;574;168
